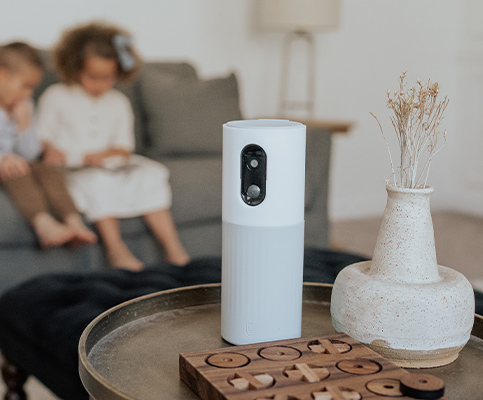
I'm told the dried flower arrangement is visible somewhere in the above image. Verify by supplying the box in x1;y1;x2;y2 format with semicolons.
371;72;449;189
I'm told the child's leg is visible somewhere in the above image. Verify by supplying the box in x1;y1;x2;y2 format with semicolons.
95;217;144;271
1;173;74;248
29;162;97;245
143;209;190;266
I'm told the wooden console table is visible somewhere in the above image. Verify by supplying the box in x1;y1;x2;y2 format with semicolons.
296;119;353;134
259;118;353;135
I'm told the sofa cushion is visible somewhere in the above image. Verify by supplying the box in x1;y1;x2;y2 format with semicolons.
162;155;222;225
141;73;242;157
120;62;199;153
140;62;198;80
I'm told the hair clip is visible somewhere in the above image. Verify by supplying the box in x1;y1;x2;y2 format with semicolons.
113;34;136;71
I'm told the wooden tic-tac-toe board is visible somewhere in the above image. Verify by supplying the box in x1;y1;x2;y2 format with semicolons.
179;333;447;400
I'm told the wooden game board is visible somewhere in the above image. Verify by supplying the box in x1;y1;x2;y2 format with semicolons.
179;333;447;400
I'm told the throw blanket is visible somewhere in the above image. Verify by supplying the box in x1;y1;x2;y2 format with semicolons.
0;249;481;400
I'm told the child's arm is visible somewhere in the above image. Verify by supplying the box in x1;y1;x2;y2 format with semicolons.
0;101;34;179
83;94;135;167
0;154;30;180
10;100;42;162
83;148;130;167
10;100;33;133
42;141;67;165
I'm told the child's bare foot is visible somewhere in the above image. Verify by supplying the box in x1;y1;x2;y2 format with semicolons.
166;247;191;267
32;212;76;249
64;213;98;247
142;209;190;267
107;243;144;271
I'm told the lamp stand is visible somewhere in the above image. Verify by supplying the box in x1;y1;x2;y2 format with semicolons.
278;30;316;118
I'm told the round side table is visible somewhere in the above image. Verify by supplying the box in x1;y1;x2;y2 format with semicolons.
79;283;483;400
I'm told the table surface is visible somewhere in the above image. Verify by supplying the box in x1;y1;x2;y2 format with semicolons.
79;283;483;400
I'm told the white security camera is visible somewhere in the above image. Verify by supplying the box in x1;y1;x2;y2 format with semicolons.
221;119;306;345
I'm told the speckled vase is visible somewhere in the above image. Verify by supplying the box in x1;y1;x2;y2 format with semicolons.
331;184;475;368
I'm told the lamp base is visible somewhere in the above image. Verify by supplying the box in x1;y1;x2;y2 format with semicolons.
278;30;315;118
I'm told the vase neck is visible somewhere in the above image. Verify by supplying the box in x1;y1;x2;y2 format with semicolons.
370;186;440;283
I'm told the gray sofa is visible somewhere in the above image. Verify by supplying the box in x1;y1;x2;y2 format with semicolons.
0;56;332;296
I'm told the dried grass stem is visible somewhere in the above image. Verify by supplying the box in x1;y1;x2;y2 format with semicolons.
372;72;448;189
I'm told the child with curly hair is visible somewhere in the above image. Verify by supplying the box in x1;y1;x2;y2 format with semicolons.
37;22;190;270
0;41;97;248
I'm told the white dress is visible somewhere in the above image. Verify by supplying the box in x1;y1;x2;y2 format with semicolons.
37;84;171;221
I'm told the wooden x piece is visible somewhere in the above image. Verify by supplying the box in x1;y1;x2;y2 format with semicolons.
284;363;330;382
230;372;273;390
309;339;350;354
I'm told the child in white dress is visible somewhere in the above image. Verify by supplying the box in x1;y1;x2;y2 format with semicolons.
37;22;190;271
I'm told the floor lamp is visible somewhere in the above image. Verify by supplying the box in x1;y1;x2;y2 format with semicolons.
258;0;340;118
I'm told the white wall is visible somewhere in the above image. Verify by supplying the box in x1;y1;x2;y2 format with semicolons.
1;0;481;220
319;0;461;219
449;0;483;217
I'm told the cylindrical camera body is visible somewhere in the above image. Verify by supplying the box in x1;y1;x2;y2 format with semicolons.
221;119;306;345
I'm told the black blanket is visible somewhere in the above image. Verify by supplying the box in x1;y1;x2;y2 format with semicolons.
0;249;480;400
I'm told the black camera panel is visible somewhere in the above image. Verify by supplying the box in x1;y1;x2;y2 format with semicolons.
241;144;266;206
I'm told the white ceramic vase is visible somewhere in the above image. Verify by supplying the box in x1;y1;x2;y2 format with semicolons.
331;184;475;368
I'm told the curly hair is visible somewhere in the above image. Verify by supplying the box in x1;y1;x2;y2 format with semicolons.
53;21;142;84
0;42;44;72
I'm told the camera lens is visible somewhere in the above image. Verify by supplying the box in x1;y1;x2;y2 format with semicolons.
249;159;259;168
247;184;261;199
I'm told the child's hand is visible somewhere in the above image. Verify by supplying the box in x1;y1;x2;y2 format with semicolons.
43;145;66;166
83;152;106;167
0;154;30;180
10;100;34;133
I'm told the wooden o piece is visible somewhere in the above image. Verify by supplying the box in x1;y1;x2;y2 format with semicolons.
206;352;250;368
399;373;445;399
341;389;362;400
366;378;403;397
312;386;361;400
229;377;250;390
336;359;381;375
255;395;291;400
341;389;361;400
312;392;333;400
254;373;274;387
332;342;351;354
258;346;301;361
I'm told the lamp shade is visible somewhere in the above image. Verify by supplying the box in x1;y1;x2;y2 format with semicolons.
258;0;340;32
